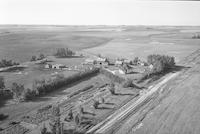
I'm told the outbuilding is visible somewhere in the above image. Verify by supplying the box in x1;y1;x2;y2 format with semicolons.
52;64;65;69
45;64;52;69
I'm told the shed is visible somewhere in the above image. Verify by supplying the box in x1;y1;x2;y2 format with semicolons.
115;60;123;66
45;64;52;69
84;59;94;65
52;64;65;69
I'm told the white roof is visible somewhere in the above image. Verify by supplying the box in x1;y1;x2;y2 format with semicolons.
85;59;94;62
96;57;106;62
115;60;123;64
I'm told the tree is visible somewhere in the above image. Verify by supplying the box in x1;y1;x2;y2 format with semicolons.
40;124;47;134
68;109;73;120
123;79;134;88
0;76;5;90
133;57;139;64
49;105;61;134
74;113;81;133
109;83;116;95
11;82;24;101
31;56;37;61
93;100;100;109
147;54;175;74
39;54;45;60
79;106;84;115
55;48;75;58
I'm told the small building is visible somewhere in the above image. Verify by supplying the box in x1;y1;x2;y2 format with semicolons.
96;57;106;62
149;64;153;70
52;64;65;69
124;59;131;64
106;58;115;65
84;59;95;65
115;60;123;66
118;69;125;74
45;64;52;69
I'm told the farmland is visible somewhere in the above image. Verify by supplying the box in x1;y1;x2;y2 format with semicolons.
0;25;200;134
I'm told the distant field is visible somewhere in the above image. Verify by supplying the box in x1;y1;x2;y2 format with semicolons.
0;31;111;62
85;30;200;63
1;26;200;63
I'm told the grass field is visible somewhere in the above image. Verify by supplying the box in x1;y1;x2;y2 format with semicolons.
0;29;111;63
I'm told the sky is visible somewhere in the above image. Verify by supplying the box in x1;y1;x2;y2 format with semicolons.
0;0;200;25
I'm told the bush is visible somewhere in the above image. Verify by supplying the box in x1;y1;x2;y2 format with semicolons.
192;34;200;39
0;76;5;90
49;105;61;134
40;124;47;134
123;79;134;88
30;56;37;61
22;88;37;101
109;83;116;95
55;48;75;58
39;54;45;60
133;57;139;65
93;100;100;109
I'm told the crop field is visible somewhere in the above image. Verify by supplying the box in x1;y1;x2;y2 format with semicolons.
85;29;200;63
0;28;111;63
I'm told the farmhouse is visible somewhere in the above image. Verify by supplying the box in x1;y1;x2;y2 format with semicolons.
95;57;108;66
124;59;131;64
106;58;115;65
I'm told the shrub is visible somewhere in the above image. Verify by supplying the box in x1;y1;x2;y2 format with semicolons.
49;105;61;134
40;124;47;134
123;79;134;88
30;56;37;61
39;54;45;60
22;88;37;101
79;106;84;115
93;100;100;109
0;76;5;90
67;109;73;121
192;34;200;39
74;114;80;126
109;83;116;95
133;57;139;65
